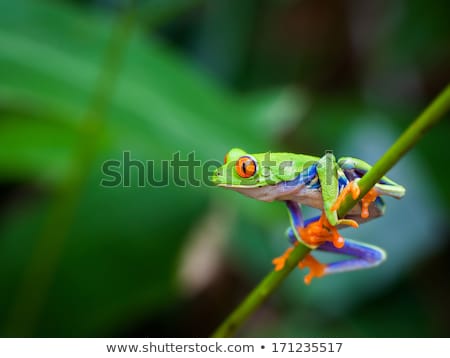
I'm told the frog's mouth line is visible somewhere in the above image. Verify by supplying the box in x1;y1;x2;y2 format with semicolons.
216;183;264;189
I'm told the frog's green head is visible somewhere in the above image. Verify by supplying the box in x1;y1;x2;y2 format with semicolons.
211;148;298;188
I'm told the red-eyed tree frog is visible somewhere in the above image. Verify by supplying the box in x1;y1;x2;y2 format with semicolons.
211;148;406;284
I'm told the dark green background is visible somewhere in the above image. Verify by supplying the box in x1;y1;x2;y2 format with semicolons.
0;0;449;337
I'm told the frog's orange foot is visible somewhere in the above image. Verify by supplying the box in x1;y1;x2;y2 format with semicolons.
272;245;296;271
298;254;326;285
360;188;379;219
331;181;360;212
298;212;345;249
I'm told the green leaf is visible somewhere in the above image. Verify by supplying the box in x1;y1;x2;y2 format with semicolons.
0;0;302;336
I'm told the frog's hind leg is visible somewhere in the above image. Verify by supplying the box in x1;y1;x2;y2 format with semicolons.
274;201;348;272
317;239;386;275
272;201;305;271
287;226;386;284
274;201;385;283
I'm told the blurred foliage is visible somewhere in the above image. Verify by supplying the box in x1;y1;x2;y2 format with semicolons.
0;0;449;337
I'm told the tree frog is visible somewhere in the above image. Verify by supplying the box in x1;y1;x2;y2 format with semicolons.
211;148;405;284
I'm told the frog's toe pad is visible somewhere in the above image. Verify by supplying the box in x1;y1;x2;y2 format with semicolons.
298;254;326;285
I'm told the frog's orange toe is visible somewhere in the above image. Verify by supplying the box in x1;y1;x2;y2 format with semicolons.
331;181;361;212
272;257;287;271
361;188;379;219
298;254;326;285
339;219;359;228
272;247;294;271
298;212;346;249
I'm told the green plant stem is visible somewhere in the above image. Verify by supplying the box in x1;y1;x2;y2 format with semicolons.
212;244;311;338
211;84;450;338
338;84;450;216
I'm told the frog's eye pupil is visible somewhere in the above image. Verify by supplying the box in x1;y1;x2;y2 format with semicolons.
236;156;257;178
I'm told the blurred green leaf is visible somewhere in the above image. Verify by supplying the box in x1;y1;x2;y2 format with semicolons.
0;0;302;336
0;117;77;181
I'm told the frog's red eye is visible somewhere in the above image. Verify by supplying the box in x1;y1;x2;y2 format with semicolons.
235;156;257;178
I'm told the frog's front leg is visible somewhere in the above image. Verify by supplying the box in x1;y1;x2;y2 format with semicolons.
286;227;386;284
317;152;359;227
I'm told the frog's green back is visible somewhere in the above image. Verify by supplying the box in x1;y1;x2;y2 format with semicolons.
212;148;320;188
251;151;319;182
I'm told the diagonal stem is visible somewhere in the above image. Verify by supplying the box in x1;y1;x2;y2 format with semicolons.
337;84;450;216
211;84;450;338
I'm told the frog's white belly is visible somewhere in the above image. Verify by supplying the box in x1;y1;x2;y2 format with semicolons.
231;181;324;209
230;181;383;221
